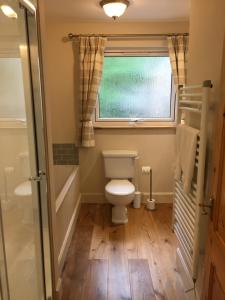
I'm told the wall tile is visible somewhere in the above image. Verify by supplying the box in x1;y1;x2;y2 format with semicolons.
53;144;79;165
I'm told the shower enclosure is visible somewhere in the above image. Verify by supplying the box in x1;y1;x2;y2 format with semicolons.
0;1;52;299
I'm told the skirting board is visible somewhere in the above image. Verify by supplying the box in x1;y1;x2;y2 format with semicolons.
81;192;173;204
57;193;81;273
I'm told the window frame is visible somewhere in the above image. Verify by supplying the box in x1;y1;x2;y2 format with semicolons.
94;50;177;129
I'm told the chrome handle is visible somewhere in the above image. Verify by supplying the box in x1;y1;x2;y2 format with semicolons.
29;170;46;182
199;197;214;216
199;197;214;209
29;176;41;182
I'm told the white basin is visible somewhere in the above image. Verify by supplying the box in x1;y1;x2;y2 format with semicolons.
14;180;32;196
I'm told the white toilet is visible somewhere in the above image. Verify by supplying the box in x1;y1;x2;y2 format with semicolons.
102;150;138;224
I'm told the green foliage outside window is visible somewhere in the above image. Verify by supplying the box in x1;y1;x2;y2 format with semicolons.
98;56;172;119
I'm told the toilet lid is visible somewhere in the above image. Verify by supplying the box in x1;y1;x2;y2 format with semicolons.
105;180;135;196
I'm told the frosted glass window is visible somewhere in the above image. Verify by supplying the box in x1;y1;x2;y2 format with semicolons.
0;58;26;119
98;56;173;120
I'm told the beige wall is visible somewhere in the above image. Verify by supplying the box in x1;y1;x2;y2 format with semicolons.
44;25;78;143
188;0;225;86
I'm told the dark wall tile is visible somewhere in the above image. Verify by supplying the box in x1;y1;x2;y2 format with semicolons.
53;143;79;165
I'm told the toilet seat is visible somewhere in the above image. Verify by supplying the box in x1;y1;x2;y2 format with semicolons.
105;179;135;196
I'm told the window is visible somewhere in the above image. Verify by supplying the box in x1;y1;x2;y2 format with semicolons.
95;53;175;128
0;58;26;119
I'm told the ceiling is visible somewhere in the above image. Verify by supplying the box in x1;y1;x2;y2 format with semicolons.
46;0;190;22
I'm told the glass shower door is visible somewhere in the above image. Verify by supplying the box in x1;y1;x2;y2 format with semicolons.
0;1;52;300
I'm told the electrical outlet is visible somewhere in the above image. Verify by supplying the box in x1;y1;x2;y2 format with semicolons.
141;166;151;174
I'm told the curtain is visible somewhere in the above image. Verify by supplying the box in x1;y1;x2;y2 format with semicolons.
79;36;107;147
167;35;188;87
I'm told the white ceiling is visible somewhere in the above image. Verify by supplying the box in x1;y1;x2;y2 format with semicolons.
46;0;190;22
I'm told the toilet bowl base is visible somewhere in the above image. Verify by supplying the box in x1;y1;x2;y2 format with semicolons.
112;206;128;224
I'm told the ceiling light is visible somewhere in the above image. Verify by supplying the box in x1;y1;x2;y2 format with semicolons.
100;0;129;20
0;5;17;18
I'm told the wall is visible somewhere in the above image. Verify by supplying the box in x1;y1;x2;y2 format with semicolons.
0;58;25;119
188;0;225;87
44;22;79;143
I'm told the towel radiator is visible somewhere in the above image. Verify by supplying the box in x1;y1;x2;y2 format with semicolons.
173;80;212;280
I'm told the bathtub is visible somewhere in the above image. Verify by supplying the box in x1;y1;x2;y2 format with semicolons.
53;165;77;197
53;164;80;273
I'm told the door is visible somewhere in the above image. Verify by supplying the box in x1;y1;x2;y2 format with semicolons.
202;36;225;299
0;1;52;300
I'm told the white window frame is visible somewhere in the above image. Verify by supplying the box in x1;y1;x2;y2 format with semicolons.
94;49;177;129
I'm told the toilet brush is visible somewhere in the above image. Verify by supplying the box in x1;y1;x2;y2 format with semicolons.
146;168;156;210
133;156;141;208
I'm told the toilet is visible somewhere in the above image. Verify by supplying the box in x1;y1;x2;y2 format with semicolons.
102;150;138;224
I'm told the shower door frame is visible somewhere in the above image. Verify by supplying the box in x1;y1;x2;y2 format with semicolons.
0;1;53;299
0;202;9;300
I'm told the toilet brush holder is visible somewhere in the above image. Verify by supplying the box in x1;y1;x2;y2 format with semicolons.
146;168;156;210
146;198;156;210
133;191;141;208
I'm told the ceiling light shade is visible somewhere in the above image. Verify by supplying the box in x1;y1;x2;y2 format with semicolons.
100;0;129;19
0;5;17;18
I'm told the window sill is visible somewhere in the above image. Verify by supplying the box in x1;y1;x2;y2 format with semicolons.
93;121;177;129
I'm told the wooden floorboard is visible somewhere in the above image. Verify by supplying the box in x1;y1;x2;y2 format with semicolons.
151;205;179;300
108;225;132;300
61;203;187;300
90;204;111;259
129;259;156;300
82;259;108;300
61;225;93;300
137;205;168;300
61;205;97;300
125;207;141;259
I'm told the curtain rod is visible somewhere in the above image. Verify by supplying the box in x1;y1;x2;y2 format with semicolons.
67;32;189;40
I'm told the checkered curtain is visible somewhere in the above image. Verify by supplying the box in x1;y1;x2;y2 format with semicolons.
167;35;188;87
79;36;107;147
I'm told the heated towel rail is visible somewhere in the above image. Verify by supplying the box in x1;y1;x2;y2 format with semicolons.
173;80;212;280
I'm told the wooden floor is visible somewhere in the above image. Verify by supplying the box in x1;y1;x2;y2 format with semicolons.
61;203;187;300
